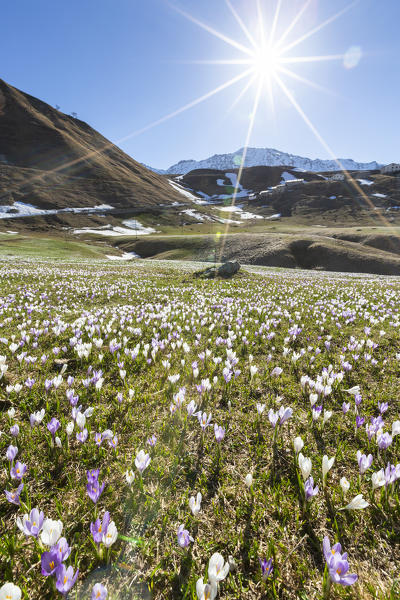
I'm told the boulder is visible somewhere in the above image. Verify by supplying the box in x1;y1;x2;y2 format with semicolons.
217;261;241;277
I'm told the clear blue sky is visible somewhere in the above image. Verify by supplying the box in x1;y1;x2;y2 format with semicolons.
2;0;399;169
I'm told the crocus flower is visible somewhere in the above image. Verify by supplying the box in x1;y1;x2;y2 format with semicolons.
10;425;19;437
135;449;151;474
198;412;212;431
92;583;108;600
325;544;358;587
47;418;60;439
245;473;253;487
189;492;202;516
0;583;21;600
6;445;18;462
322;455;335;484
41;519;63;546
259;557;273;581
293;437;304;453
177;524;194;548
91;512;111;545
305;476;319;501
53;537;71;562
256;403;265;415
102;520;118;547
10;461;27;480
342;494;369;510
377;432;392;450
4;483;23;506
55;564;79;596
357;451;373;474
125;470;135;485
196;578;217;600
16;508;45;537
208;552;230;583
41;548;61;576
371;469;386;490
298;453;312;480
86;479;105;504
323;536;342;564
77;428;88;443
340;477;350;493
147;434;157;447
214;424;225;442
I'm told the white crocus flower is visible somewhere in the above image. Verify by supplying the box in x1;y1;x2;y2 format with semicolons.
7;407;15;419
371;469;386;490
196;578;217;600
208;552;230;583
342;494;369;510
250;365;258;378
298;453;312;480
0;582;22;600
103;521;118;547
322;455;335;484
66;421;74;436
293;437;304;454
189;492;202;516
40;519;63;546
125;470;135;485
340;477;350;493
244;473;253;488
256;403;265;415
391;420;400;437
323;410;332;425
344;385;360;395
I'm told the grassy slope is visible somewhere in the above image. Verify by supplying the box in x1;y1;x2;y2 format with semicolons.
0;260;399;600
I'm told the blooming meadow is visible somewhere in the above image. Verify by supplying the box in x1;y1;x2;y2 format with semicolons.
1;260;400;599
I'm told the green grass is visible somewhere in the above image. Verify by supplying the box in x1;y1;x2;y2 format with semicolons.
0;260;399;600
0;235;116;260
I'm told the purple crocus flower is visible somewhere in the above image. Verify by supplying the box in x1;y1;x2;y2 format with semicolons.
328;553;358;586
377;432;392;450
86;478;105;504
214;424;225;442
304;476;319;501
354;393;362;407
92;583;108;600
4;482;23;505
357;451;373;474
378;402;388;414
47;418;60;439
16;507;44;537
147;434;157;447
76;429;88;443
94;433;102;446
41;548;61;576
342;402;350;414
10;460;27;480
355;416;365;428
10;424;19;437
259;557;273;581
55;564;79;595
177;524;194;548
53;537;71;563
198;412;212;431
87;469;100;484
90;512;111;545
6;444;18;462
323;536;358;586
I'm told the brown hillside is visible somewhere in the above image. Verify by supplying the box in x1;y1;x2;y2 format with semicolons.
0;79;182;210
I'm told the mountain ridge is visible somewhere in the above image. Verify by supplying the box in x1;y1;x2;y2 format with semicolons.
147;147;382;175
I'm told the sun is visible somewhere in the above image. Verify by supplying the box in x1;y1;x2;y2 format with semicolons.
251;43;281;81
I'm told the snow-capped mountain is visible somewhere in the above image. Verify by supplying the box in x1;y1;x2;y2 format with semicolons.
151;147;381;175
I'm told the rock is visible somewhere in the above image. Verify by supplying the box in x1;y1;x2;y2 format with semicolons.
217;261;241;278
53;358;69;370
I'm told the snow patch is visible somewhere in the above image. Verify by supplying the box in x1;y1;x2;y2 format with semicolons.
106;252;140;261
372;193;387;198
357;178;374;186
